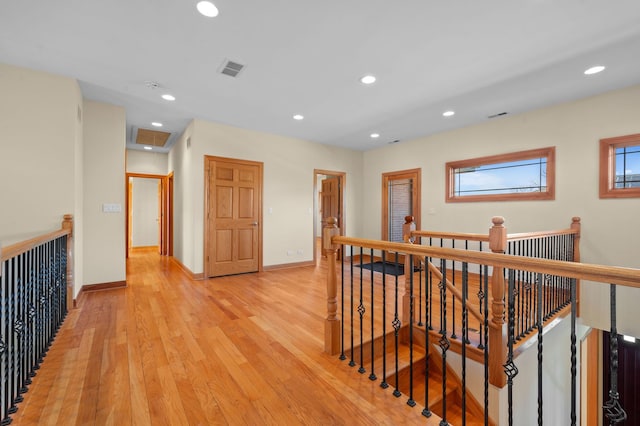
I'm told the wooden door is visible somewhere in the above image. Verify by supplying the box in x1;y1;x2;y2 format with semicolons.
321;177;341;256
206;157;262;277
321;177;340;225
157;180;162;254
381;168;421;263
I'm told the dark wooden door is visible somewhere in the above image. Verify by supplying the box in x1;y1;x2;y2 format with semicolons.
603;331;640;425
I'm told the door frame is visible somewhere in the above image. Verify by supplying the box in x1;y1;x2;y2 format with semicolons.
125;172;174;257
204;155;264;278
313;169;346;262
381;168;421;242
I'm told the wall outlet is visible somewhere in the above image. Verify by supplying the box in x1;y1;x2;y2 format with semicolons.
287;250;294;256
297;249;304;255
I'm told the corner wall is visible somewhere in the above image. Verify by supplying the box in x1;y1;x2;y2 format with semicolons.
82;100;126;288
0;62;84;293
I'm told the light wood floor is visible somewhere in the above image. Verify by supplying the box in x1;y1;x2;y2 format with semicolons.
9;251;443;426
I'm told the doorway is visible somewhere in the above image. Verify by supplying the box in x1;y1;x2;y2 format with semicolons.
314;169;346;261
204;156;263;278
381;168;421;242
381;168;421;262
126;172;173;257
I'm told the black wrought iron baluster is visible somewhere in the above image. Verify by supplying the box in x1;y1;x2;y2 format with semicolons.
380;251;389;389
536;272;544;426
36;248;46;368
7;258;19;416
392;252;402;398
439;259;449;426
2;259;12;425
425;253;433;332
18;253;29;400
26;256;36;385
422;255;431;418
406;255;416;407
451;240;457;341
603;284;627;425
504;269;519;426
368;249;376;381
417;254;423;327
516;268;523;340
357;247;366;374
483;265;490;426
349;246;355;367
570;278;577;426
461;262;468;426
477;243;485;350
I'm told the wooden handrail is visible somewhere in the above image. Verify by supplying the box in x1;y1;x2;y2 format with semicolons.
422;260;492;329
411;230;490;243
1;215;74;311
1;228;70;261
407;217;581;244
331;235;640;288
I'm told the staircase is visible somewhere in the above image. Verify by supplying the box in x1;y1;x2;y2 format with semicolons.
348;326;488;425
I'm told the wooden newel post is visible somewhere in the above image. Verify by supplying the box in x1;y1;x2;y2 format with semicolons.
62;214;74;311
324;217;341;355
571;217;581;316
488;216;507;388
403;216;416;324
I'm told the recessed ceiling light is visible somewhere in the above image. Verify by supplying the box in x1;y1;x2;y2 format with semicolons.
144;146;153;150
360;75;376;85
293;114;304;120
370;133;380;138
584;65;605;75
151;122;163;127
161;94;176;101
197;1;219;17
443;110;455;117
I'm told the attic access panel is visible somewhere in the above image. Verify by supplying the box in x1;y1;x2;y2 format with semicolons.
136;128;171;147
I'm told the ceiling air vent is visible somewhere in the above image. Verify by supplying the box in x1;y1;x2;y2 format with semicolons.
219;59;245;78
488;112;508;119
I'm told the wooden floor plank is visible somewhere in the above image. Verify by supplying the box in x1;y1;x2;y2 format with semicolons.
9;251;446;425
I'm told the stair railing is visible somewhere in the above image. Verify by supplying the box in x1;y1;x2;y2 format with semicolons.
404;216;581;386
1;215;74;424
323;216;636;425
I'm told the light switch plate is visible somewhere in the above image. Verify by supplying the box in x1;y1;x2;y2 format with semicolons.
102;203;122;213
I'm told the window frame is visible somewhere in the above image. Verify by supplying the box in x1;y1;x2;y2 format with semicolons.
445;147;556;203
599;133;640;199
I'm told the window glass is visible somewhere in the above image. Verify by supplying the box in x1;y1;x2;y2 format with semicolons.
446;147;555;202
600;134;640;198
614;145;640;189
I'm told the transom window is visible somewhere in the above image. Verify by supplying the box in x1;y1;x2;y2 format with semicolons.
599;133;640;198
446;147;555;202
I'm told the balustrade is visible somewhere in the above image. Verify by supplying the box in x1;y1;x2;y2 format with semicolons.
1;215;73;424
323;215;636;425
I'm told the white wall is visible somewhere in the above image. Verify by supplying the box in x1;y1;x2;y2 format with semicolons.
0;62;84;292
131;178;159;247
0;63;81;238
126;149;168;175
169;119;363;274
362;84;640;337
82;100;126;288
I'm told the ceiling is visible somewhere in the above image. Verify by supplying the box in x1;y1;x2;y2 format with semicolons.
2;1;640;153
